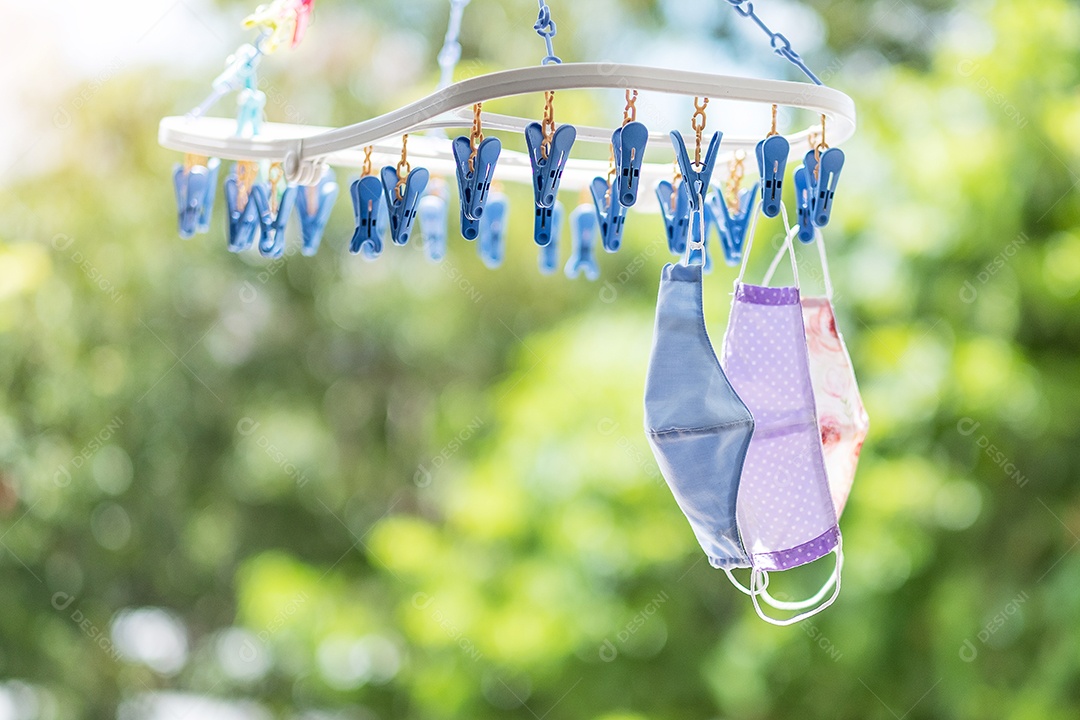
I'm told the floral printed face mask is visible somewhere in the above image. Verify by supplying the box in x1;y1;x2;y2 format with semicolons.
721;214;842;625
763;228;869;517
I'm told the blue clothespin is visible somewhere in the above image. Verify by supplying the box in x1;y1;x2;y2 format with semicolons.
478;192;508;269
612;122;649;207
565;204;600;281
687;198;714;271
296;168;339;256
756;134;789;218
173;163;210;239
224;170;264;253
534;201;560;248
590;177;628;253
380;166;429;245
538;202;564;274
349;175;385;257
670;130;722;212
793;165;815;243
196;158;220;234
710;184;759;266
418;181;449;262
656;179;690;256
452;136;501;239
802;148;844;228
256;183;297;259
524;122;576;210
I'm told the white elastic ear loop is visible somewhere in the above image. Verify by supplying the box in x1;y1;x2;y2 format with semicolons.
749;537;843;626
758;540;844;610
777;201;801;289
762;225;798;287
723;567;770;596
763;226;835;300
734;201;764;287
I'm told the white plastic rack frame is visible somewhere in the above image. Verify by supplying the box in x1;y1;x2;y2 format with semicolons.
159;62;856;212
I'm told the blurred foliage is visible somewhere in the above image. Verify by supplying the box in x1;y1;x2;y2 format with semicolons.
2;0;1080;718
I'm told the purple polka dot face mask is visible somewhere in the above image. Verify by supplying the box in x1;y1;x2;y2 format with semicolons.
721;219;842;625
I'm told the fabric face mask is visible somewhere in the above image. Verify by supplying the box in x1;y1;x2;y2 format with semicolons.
644;234;755;570
721;217;841;625
763;229;869;517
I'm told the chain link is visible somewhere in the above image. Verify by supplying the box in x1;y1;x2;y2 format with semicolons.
723;1;822;85
767;104;779;137
725;150;746;212
468;102;484;172
236;161;258;210
533;0;561;65
396;134;411;200
622;89;638;126
540;91;556;159
691;96;709;167
362;145;373;177
268;162;284;214
812;114;828;182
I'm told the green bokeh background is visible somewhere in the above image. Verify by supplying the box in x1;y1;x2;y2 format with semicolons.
2;0;1079;717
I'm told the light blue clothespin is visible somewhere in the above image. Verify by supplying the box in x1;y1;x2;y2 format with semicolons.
564;204;599;281
195;158;220;234
224;167;264;253
452;135;501;239
710;184;759;266
235;75;266;139
349;175;385;257
793;164;815;243
656;179;690;256
756;134;789;218
802;147;844;228
418;180;449;262
538;202;564;274
612;121;649;207
380;165;429;246
670;130;722;214
478;192;508;269
256;181;297;259
590;177;628;253
524;121;576;210
296;168;339;257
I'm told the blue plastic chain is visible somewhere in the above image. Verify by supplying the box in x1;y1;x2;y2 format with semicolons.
724;1;822;85
533;0;561;65
437;0;471;89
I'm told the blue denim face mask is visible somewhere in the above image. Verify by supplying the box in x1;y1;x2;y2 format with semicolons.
644;261;755;569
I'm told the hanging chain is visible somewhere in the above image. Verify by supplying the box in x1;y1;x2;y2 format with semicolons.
183;153;208;172
268;162;284;214
723;1;822;85
395;134;411;200
533;0;561;65
691;97;709;167
671;159;682;213
540;90;556;159
725;150;746;212
362;145;373;177
767;104;779;137
236;161;259;210
812;114;828;182
468;102;484;172
436;0;471;89
622;89;638;126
